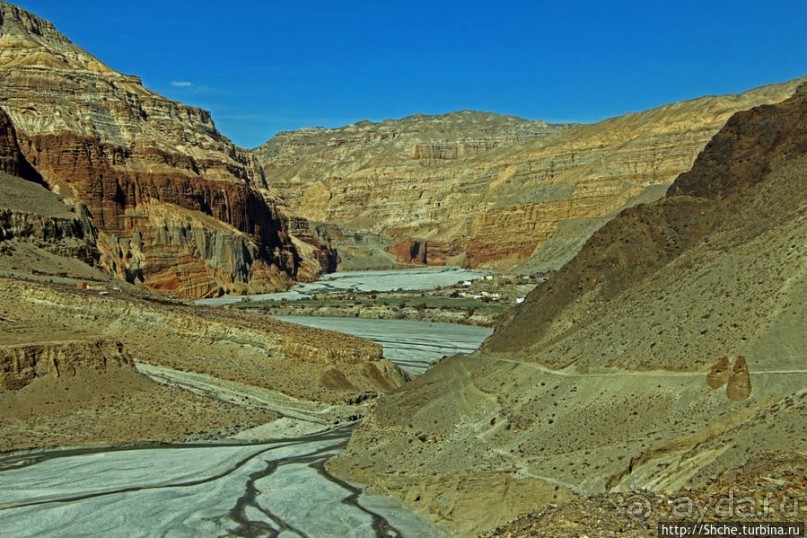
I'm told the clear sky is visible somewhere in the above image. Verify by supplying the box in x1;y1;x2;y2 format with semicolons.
11;0;807;148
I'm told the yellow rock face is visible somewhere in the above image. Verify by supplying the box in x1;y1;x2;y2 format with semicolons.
256;80;804;271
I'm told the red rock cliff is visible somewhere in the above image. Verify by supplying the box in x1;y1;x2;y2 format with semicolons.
0;2;334;297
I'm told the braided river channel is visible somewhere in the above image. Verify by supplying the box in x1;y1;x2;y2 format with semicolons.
0;269;492;537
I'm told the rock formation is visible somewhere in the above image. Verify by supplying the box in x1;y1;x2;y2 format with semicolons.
726;356;752;401
0;340;131;390
255;81;803;273
385;238;462;266
706;356;730;389
1;107;98;263
328;85;807;535
0;2;335;298
0;106;36;179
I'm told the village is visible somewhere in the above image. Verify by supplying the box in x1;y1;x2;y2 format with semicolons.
232;271;545;327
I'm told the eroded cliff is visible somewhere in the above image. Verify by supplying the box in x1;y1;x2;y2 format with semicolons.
256;80;804;273
0;106;98;263
0;1;334;298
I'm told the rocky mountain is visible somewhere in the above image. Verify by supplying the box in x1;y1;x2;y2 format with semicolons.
256;80;803;273
328;85;807;535
0;1;335;298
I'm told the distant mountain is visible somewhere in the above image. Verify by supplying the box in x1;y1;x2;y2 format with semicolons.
328;84;807;535
0;1;334;298
255;79;804;273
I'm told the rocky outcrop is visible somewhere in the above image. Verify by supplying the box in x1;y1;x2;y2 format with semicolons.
255;80;803;273
706;356;730;389
0;200;97;263
0;106;42;182
726;356;752;401
1;104;98;261
0;340;130;390
707;356;752;400
0;2;328;298
385;238;462;266
286;216;339;275
0;106;24;177
0;332;279;453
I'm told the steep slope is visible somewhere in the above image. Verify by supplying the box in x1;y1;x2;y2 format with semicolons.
0;2;333;298
484;82;807;368
256;80;803;272
328;85;807;535
0;105;39;180
1;106;100;273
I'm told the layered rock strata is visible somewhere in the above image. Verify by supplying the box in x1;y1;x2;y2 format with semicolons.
256;80;804;272
0;2;335;298
0;339;130;390
1;107;98;262
328;85;807;535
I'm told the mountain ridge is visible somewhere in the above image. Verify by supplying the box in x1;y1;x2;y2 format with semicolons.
254;76;805;273
327;82;807;535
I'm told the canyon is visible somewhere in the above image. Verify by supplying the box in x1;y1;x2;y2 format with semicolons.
328;83;807;535
0;1;804;537
255;79;803;274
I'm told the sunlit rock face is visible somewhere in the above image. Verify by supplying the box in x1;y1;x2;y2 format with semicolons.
0;2;338;298
0;106;98;263
328;84;807;536
255;80;803;273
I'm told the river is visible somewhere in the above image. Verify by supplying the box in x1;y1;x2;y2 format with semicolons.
275;316;491;374
0;270;494;537
0;429;444;537
196;266;488;306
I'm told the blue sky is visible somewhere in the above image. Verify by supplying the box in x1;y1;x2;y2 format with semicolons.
11;0;807;148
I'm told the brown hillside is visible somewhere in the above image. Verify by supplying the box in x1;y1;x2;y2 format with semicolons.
328;85;807;536
256;80;803;272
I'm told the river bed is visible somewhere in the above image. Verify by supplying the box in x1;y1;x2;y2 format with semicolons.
0;270;494;537
0;430;445;537
196;267;487;306
276;315;492;374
